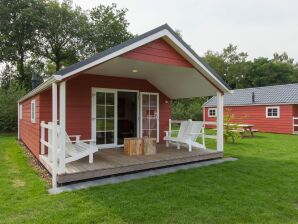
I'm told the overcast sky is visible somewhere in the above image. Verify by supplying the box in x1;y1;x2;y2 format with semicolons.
73;0;298;61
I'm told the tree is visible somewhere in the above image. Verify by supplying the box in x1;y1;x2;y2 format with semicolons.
203;45;298;89
203;44;249;89
0;0;45;85
246;57;295;87
172;98;207;121
85;3;133;55
0;82;26;132
37;0;89;72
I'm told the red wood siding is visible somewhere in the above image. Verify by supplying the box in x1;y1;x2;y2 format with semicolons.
121;38;192;67
66;74;171;142
204;105;294;134
19;96;41;157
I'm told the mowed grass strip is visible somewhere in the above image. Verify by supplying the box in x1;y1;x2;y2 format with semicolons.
1;132;298;223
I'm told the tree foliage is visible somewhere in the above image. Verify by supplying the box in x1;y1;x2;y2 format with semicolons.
0;82;26;132
0;0;44;85
86;3;133;55
172;98;207;121
203;45;298;89
37;0;89;72
0;0;132;88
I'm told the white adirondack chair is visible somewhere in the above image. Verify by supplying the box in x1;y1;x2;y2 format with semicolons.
164;120;191;149
164;120;206;152
63;133;98;164
186;121;206;152
48;124;98;164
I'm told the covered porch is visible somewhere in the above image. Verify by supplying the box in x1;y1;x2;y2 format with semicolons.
40;144;223;184
34;25;229;188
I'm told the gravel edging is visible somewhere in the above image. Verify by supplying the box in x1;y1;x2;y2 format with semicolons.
18;140;52;186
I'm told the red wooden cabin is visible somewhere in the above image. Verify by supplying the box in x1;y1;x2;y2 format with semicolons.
203;84;298;134
18;24;230;187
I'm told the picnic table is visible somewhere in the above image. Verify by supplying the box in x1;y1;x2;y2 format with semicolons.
225;123;257;138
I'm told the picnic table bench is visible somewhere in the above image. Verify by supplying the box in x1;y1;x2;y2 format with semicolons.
226;124;258;138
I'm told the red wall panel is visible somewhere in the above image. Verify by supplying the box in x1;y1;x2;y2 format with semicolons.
121;38;192;67
19;95;41;157
204;105;294;134
66;74;171;143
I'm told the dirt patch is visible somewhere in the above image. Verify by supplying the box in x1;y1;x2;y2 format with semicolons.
18;141;51;187
12;179;25;188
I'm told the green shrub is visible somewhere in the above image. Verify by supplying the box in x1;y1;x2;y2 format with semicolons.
0;83;26;132
172;97;207;121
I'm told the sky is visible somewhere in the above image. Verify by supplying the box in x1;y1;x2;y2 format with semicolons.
74;0;298;61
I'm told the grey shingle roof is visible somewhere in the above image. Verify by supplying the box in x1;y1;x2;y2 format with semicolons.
203;83;298;107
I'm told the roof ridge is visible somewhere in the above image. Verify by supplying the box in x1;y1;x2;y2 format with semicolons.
233;82;298;91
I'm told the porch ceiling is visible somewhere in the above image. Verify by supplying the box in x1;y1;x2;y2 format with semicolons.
86;57;219;99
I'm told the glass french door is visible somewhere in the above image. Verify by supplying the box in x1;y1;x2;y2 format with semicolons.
140;93;159;142
94;90;117;146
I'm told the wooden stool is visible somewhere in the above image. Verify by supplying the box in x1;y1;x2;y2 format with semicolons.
143;137;157;155
124;138;143;156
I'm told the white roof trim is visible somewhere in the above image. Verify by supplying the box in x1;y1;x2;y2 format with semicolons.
18;76;56;103
58;29;230;93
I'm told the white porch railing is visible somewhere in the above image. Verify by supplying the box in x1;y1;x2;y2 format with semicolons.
293;117;298;134
40;121;62;163
40;121;60;188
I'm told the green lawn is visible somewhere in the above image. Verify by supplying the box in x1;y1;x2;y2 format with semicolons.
1;133;298;223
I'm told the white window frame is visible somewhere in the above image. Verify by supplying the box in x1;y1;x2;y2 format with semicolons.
208;108;217;117
266;106;280;118
91;88;140;148
31;100;36;123
20;104;23;120
140;92;160;143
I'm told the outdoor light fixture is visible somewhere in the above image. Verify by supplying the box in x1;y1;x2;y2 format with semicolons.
132;69;138;73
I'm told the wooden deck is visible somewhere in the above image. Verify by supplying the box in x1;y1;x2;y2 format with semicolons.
40;144;223;184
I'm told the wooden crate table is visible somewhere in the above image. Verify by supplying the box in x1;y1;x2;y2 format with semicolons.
142;137;157;155
124;137;157;156
124;138;143;156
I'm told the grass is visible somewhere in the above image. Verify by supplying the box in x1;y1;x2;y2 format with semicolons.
1;132;298;223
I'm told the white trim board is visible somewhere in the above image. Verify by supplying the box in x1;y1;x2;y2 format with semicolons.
56;30;229;93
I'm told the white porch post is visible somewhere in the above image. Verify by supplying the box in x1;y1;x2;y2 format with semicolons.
59;81;66;173
216;92;224;152
52;82;58;188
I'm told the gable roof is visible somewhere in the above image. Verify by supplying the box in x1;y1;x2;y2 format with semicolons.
203;83;298;107
19;24;231;103
55;24;230;91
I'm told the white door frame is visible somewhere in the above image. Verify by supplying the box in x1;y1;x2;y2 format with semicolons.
92;88;140;148
140;92;160;143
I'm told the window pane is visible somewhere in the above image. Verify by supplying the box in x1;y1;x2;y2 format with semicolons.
149;130;157;138
142;95;149;106
142;130;150;137
106;93;114;105
106;106;114;118
142;106;150;118
150;119;157;129
106;119;114;131
150;95;157;107
106;132;114;144
96;92;105;105
142;118;149;130
96;119;105;131
96;132;105;144
96;106;105;118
